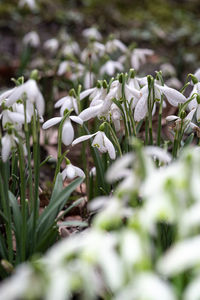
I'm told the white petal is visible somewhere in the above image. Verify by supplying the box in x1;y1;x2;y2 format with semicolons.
158;84;186;106
157;235;200;276
125;84;141;100
196;105;200;122
42;117;62;129
73;166;85;178
92;132;107;153
72;132;97;146
2;135;12;162
7;111;25;124
106;153;134;182
103;133;116;160
78;104;103;122
166;115;179;122
66;164;76;179
145;146;172;163
80;88;95;100
35;92;45;116
0;88;16;104
54;96;69;108
61;119;74;146
69;115;83;125
134;87;148;121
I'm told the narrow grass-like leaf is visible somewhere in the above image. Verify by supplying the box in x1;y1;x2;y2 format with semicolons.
9;191;22;258
36;177;83;239
49;173;63;204
58;221;88;227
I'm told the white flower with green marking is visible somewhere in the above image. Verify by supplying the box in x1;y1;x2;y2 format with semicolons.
72;131;116;159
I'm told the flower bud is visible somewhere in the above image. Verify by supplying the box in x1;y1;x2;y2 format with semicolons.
30;69;39;81
69;89;76;97
99;122;105;131
197;94;200;104
190;74;198;85
129;68;136;79
180;110;186;119
97;80;102;89
118;73;123;84
147;75;154;87
102;80;108;89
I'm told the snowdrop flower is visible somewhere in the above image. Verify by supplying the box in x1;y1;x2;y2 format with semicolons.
23;31;40;48
57;61;71;76
131;48;154;70
43;38;59;53
81;42;105;63
134;82;187;122
78;102;104;122
100;60;123;76
78;80;121;122
57;61;85;79
61;41;80;57
42;115;83;146
106;153;134;183
72;131;116;159
105;38;127;54
5;79;45;117
81;83;107;106
82;27;102;40
0;265;34;300
81;47;99;63
110;103;122;132
166;108;195;131
144;146;172;164
84;71;95;89
93;199;127;230
157;235;200;276
54;94;79;115
19;0;37;11
1;109;25;129
89;166;96;177
160;63;176;77
62;163;85;180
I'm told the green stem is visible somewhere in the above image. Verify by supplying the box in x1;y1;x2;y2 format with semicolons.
147;88;153;145
145;117;149;146
0;163;13;263
32;108;40;247
157;96;164;146
23;100;34;212
17;139;26;261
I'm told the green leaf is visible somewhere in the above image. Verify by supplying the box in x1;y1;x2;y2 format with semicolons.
56;197;85;221
58;221;88;227
184;133;194;147
49;173;63;204
0;233;8;260
36;177;83;240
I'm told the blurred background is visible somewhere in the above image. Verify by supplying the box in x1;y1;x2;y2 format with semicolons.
1;0;200;86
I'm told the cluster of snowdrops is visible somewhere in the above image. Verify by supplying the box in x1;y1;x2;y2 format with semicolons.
1;35;200;299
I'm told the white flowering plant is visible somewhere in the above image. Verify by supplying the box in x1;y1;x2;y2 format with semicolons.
2;23;200;299
0;73;85;277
